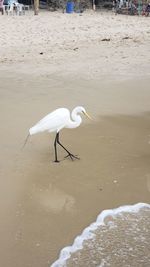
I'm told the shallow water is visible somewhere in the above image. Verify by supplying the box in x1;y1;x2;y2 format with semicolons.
51;203;150;267
1;70;150;267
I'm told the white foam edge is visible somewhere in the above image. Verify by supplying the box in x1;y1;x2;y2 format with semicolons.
50;202;150;267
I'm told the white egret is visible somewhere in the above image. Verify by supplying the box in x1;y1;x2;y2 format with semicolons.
25;106;91;163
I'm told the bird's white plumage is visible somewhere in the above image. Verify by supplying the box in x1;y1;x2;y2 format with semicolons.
28;106;90;162
29;108;71;135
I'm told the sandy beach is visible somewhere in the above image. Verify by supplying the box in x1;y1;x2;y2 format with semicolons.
0;9;150;267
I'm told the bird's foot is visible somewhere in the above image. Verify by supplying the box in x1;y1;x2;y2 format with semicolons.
54;159;60;163
64;153;80;161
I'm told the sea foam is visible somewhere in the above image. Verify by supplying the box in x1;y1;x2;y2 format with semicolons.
51;203;150;267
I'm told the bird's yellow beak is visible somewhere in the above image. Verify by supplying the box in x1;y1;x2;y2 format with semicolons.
83;111;92;120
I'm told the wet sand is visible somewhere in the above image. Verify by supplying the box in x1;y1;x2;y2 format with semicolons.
0;10;150;267
58;205;150;267
1;76;150;267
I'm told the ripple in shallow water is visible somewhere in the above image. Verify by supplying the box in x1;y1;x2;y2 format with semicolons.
51;203;150;267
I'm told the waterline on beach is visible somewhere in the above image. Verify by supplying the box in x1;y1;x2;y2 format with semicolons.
51;203;150;267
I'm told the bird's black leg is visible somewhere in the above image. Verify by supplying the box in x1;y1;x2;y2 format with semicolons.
56;132;80;161
54;133;59;163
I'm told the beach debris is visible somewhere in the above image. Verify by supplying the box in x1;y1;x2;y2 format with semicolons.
39;52;44;55
122;36;132;40
101;38;111;42
73;47;79;51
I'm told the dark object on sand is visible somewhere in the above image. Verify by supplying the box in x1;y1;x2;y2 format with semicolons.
101;38;111;42
122;36;132;40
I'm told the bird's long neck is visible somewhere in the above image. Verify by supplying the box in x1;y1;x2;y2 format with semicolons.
69;108;82;129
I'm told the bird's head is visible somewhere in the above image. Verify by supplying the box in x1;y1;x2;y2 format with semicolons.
77;106;92;120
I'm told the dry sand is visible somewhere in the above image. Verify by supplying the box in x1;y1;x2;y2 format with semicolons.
0;9;150;267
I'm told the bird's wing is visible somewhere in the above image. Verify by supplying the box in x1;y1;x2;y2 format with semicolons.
29;108;70;135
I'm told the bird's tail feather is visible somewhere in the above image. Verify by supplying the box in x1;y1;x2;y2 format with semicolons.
29;126;39;135
22;133;30;150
